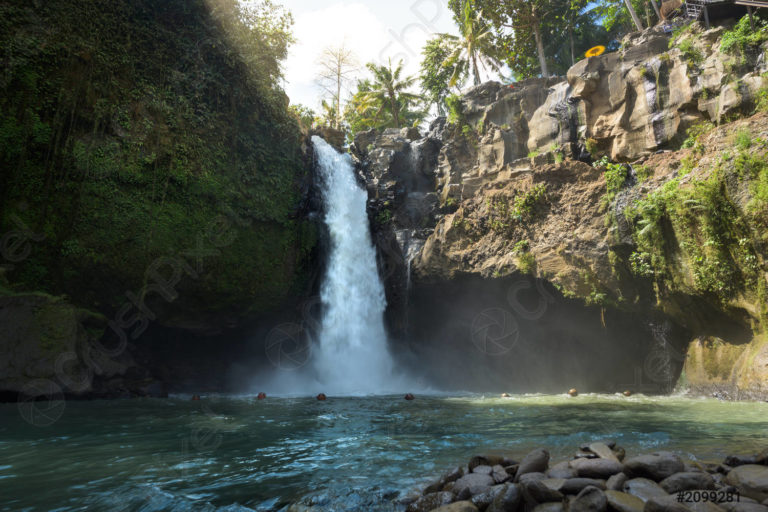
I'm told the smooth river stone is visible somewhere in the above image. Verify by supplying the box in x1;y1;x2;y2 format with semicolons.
487;483;522;512
561;478;608;494
570;486;607;512
607;473;629;491
726;465;768;501
473;465;493;475
660;472;716;493
624;452;685;481
571;458;625;479
470;455;505;472
541;478;567;492
549;462;579;479
605;490;645;512
471;485;508;510
519;473;548;484
492;464;512;484
454;473;495;499
532;503;566;512
425;466;464;494
685;501;726;512
432;501;479;512
644;495;695;512
406;491;455;512
523;479;565;504
719;504;768;512
517;449;551;480
591;443;621;463
622;477;668;502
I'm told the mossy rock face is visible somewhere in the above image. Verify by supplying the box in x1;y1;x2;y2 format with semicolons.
0;293;104;392
684;335;768;399
0;0;317;330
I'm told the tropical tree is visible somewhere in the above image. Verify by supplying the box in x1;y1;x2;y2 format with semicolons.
345;61;425;135
452;0;554;78
360;59;424;129
443;0;502;85
420;34;468;115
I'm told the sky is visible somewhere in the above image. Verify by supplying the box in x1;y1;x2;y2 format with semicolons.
277;0;457;109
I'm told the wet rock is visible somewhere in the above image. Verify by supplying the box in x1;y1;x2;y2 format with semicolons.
614;449;627;462
660;473;716;493
623;478;668;502
532;502;566;512
562;479;608;494
719;504;768;512
517;449;551;480
605;490;645;512
608;474;630;491
486;483;522;512
725;456;758;468
571;459;625;479
549;463;579;479
624;452;685;481
471;456;507;472
471;485;508;511
474;465;494;476
455;473;496;500
493;465;513;484
590;443;621;463
407;491;455;512
578;452;601;459
541;478;568;492
523;479;565;504
686;503;726;512
425;467;465;494
583;441;618;451
725;465;768;501
432;501;480;512
520;473;548;484
570;486;607;512
644;495;695;512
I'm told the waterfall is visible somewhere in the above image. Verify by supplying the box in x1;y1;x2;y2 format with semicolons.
311;136;402;395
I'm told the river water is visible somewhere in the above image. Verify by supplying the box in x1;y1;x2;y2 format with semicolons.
1;394;766;511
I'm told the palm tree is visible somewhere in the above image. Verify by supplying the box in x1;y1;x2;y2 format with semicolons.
443;0;501;86
360;59;423;129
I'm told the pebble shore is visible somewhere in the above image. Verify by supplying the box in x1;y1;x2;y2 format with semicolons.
403;442;768;512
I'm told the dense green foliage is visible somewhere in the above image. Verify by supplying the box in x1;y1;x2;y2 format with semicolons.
720;15;768;58
344;61;424;133
0;0;316;315
624;136;767;305
420;35;467;115
447;0;624;79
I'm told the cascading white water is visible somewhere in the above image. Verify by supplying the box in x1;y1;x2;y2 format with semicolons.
311;136;401;394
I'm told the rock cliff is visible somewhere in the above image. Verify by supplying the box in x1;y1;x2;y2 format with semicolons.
358;21;768;396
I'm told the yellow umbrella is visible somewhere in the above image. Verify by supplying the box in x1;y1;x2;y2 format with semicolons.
585;45;606;58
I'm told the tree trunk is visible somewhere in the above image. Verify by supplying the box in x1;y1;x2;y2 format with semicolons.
649;0;662;19
335;67;342;129
645;1;652;27
532;22;548;77
569;24;575;66
624;0;645;31
472;53;481;85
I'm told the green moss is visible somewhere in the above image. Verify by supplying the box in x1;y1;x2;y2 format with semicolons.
0;0;315;316
446;94;463;125
513;240;536;275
